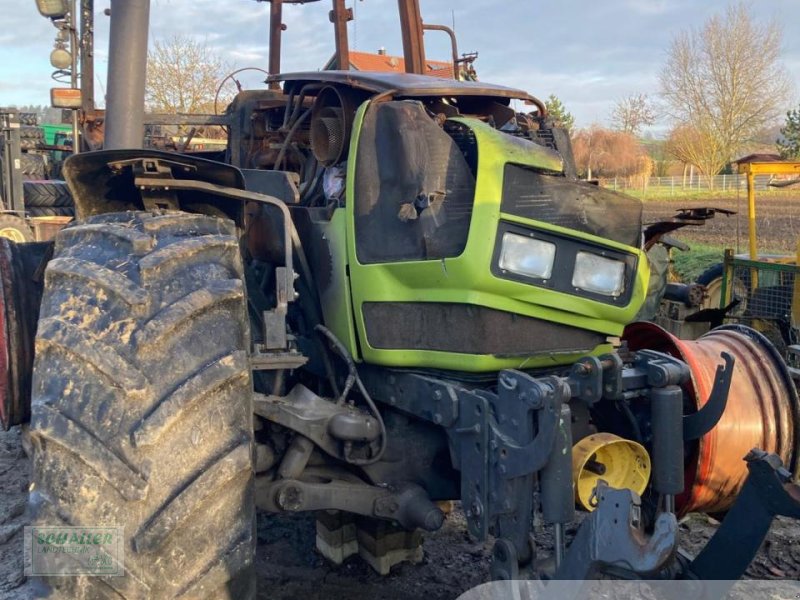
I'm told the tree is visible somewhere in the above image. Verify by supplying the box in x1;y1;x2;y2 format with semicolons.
665;124;727;186
572;126;651;180
659;4;791;183
610;93;656;135
777;105;800;159
642;137;673;178
146;35;235;115
544;94;575;133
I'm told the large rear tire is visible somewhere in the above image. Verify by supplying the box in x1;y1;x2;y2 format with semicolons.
29;211;256;599
20;153;47;181
23;180;73;208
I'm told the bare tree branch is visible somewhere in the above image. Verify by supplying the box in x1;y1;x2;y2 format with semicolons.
146;34;236;115
659;3;792;184
610;93;656;135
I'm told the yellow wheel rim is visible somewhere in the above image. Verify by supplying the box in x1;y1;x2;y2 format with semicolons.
572;433;651;511
0;227;26;243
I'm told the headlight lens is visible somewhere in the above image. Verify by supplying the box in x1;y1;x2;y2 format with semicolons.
499;233;556;279
572;252;626;296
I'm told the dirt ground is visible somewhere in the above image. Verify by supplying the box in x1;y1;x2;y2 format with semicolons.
0;427;797;599
642;193;800;254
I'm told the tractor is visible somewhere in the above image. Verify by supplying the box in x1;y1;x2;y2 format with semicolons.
2;0;799;598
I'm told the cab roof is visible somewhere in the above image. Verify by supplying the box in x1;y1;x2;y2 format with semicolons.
273;70;538;104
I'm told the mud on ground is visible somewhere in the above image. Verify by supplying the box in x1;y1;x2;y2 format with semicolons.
642;193;800;254
0;427;797;599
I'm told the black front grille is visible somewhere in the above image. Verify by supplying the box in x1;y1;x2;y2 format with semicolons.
362;302;605;356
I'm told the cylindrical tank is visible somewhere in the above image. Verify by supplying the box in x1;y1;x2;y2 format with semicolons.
624;321;798;515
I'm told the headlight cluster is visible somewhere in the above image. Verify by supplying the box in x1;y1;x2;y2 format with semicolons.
494;223;635;304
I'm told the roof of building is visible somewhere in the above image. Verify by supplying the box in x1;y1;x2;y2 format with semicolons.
734;152;783;164
339;50;455;79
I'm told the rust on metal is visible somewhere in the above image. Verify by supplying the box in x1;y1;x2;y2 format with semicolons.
268;0;284;90
625;322;798;515
397;0;426;75
277;71;541;105
422;23;459;80
330;0;352;70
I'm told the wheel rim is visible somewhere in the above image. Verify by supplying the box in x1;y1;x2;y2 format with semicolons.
0;227;27;243
702;275;747;316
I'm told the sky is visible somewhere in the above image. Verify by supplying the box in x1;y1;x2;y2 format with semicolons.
1;0;799;134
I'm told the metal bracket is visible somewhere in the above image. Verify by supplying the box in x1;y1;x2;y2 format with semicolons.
633;349;690;388
567;350;689;404
685;449;800;580
682;352;734;441
456;370;568;562
262;265;291;351
358;368;461;427
253;385;381;462
554;482;678;580
566;356;604;405
250;349;308;371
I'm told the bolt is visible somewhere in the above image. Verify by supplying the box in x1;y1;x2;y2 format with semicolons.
433;413;443;424
276;485;303;511
433;390;443;401
499;372;517;391
389;396;397;406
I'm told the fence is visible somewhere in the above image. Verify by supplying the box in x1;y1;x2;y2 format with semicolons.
721;250;799;355
600;174;778;195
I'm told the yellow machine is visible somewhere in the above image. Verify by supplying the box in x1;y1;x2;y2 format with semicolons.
721;159;800;355
737;159;800;261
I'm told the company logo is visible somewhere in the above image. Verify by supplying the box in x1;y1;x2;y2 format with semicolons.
24;526;124;576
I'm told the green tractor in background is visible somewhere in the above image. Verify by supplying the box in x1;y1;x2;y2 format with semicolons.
3;1;799;598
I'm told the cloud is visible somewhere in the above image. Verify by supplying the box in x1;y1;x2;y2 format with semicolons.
623;0;676;16
0;0;798;131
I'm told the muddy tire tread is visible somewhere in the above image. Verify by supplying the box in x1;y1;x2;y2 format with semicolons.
29;210;255;599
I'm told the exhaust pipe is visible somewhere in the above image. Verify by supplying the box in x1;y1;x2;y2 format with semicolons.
104;0;150;149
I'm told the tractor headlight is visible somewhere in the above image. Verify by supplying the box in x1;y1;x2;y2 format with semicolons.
572;252;626;297
499;232;556;280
